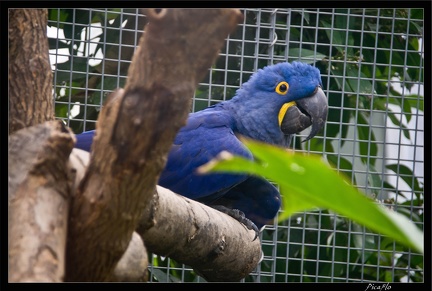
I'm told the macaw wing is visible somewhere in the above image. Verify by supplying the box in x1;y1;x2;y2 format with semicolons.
75;130;95;152
159;111;253;201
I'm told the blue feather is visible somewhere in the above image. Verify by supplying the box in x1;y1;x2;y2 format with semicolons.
75;130;95;152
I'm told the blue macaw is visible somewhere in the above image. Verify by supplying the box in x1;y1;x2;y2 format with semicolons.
74;61;328;235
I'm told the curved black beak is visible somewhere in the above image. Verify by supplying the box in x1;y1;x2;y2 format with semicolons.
279;87;328;142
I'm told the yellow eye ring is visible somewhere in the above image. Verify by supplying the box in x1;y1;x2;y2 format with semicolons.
275;81;289;95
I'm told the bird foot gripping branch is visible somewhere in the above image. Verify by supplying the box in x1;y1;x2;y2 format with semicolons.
211;205;260;241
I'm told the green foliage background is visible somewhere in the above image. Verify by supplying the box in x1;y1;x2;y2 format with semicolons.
47;8;424;282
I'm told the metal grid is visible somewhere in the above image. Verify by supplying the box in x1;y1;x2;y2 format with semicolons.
48;8;424;282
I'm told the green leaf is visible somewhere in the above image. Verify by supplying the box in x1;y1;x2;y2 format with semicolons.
48;9;68;28
346;69;374;95
321;20;344;53
384;107;412;140
410;8;423;20
198;138;423;254
386;164;423;193
54;103;69;118
288;48;327;62
357;112;377;165
351;223;376;262
326;154;357;184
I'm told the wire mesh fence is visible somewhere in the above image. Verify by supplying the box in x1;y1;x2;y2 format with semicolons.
47;8;424;282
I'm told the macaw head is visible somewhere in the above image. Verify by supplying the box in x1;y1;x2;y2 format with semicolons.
230;61;328;146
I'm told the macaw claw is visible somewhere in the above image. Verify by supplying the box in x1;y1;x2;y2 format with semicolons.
211;205;260;241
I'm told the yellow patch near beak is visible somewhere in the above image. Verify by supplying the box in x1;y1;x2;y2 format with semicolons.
278;101;297;126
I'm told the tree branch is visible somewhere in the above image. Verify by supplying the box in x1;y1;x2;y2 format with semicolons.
8;9;54;134
112;232;148;282
65;8;243;282
138;186;262;282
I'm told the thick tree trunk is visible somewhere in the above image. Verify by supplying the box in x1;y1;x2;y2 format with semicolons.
9;9;54;135
8;121;75;282
8;9;63;282
65;9;244;282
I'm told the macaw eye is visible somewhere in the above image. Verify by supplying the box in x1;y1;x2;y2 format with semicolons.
275;81;289;95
